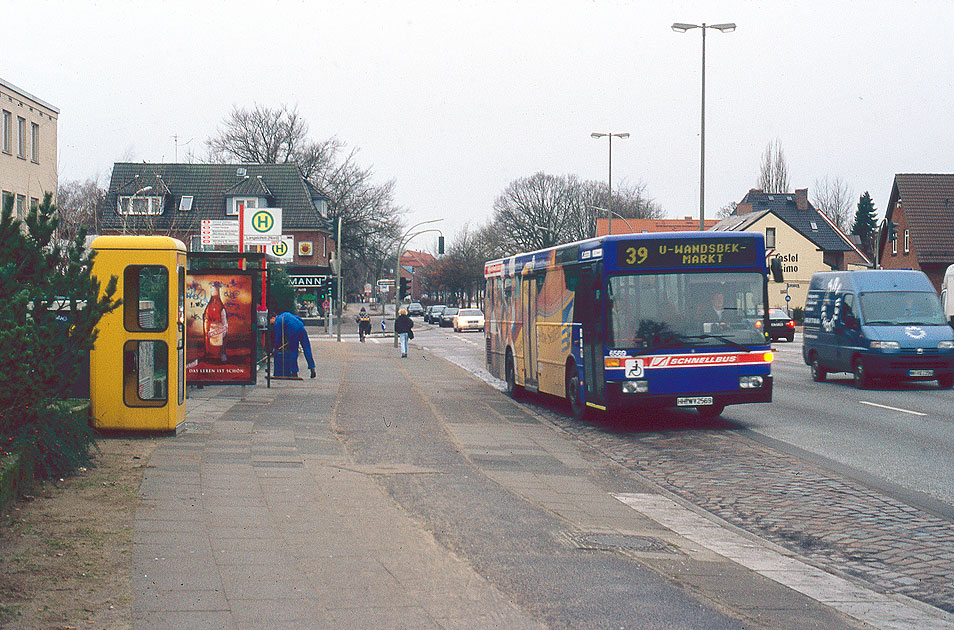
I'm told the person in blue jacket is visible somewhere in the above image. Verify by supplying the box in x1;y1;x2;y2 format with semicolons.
270;311;316;378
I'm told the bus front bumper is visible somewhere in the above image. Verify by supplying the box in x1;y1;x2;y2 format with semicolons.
605;375;774;411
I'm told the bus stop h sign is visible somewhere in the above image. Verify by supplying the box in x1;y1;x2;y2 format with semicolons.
243;207;282;246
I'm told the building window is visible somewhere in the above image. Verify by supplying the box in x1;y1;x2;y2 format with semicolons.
30;123;39;163
903;229;909;254
891;237;897;256
16;117;26;158
16;194;25;221
30;197;39;210
1;191;11;213
1;111;10;153
179;195;193;211
118;195;163;215
227;197;257;217
765;227;776;249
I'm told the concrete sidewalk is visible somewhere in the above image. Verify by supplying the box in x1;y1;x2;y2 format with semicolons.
133;343;542;629
131;330;950;629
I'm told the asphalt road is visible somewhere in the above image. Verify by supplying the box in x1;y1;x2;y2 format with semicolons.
417;322;954;513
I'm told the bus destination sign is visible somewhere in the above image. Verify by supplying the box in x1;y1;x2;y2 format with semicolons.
616;237;759;270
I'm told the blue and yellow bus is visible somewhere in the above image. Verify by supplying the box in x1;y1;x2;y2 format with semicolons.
484;231;779;419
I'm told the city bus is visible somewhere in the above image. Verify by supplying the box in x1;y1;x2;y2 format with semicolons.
484;231;780;419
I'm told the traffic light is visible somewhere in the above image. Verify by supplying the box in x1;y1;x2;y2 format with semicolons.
399;277;410;299
329;277;338;298
887;221;899;242
438;236;445;255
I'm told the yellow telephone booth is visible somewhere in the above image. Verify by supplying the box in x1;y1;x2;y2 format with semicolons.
90;236;187;432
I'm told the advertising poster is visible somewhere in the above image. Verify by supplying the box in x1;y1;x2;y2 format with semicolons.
186;272;256;385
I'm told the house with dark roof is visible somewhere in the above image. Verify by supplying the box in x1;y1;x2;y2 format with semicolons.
102;163;333;263
712;188;870;311
879;174;954;292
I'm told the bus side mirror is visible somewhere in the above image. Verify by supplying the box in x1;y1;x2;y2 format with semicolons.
770;258;784;283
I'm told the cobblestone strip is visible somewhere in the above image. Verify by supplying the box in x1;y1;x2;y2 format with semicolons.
546;414;954;614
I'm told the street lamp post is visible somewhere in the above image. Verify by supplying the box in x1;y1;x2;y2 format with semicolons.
671;21;736;231
590;206;635;235
393;219;442;347
590;132;629;236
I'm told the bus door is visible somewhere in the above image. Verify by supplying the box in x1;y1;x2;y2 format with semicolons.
576;264;605;405
522;271;543;390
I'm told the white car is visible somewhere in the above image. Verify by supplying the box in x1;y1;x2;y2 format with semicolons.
453;308;485;332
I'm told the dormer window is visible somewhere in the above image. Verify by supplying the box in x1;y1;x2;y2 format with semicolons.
227;197;258;216
118;195;163;215
810;221;818;231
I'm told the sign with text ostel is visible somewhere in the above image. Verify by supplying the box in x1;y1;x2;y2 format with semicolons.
186;272;256;385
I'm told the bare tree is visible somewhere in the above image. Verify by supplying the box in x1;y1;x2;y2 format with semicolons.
811;176;854;232
491;172;576;252
490;173;662;251
56;178;104;243
206;104;338;180
717;201;738;219
757;140;790;193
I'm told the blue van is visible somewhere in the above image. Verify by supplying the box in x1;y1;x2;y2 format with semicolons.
802;270;954;389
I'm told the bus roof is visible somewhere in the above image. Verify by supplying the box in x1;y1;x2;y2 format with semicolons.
485;231;766;277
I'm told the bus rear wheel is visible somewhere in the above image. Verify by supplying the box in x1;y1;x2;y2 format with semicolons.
505;353;521;399
566;368;587;421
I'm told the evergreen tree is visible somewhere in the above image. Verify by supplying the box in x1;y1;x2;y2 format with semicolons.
851;192;879;257
0;193;120;478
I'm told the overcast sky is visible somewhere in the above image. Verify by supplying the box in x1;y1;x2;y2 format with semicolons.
7;1;954;246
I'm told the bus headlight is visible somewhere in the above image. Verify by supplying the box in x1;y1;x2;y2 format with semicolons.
870;340;899;350
739;375;764;389
938;340;954;350
621;380;649;394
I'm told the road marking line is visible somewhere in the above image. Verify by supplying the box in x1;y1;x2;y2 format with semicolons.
615;492;952;630
859;401;927;417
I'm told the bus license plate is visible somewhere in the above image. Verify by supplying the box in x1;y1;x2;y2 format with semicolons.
677;396;713;407
909;369;933;377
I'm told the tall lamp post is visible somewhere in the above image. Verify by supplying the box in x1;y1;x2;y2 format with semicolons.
590;132;629;236
393;219;442;347
671;21;736;231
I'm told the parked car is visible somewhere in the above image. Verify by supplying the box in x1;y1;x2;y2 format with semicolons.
453;308;485;332
407;302;425;317
425;305;445;324
439;307;459;327
767;308;796;342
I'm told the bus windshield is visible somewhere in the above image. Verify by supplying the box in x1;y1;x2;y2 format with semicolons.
608;272;767;350
859;291;946;326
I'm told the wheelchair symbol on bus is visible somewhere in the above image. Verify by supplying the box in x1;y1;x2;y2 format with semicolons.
624;358;644;378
